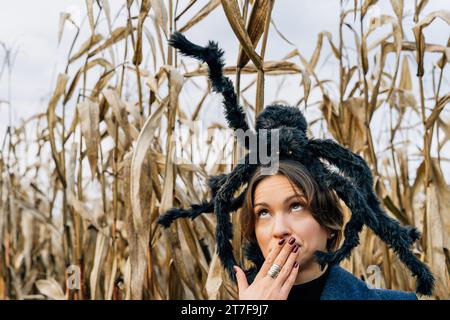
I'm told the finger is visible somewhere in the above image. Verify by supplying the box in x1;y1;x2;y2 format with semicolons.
233;265;249;293
274;243;300;286
265;236;298;279
254;237;287;282
280;259;300;296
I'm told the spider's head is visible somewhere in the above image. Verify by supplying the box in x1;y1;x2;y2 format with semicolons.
255;104;308;133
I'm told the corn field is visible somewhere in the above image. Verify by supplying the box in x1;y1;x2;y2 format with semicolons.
0;0;449;300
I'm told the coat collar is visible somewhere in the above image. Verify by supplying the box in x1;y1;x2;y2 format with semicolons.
320;265;377;300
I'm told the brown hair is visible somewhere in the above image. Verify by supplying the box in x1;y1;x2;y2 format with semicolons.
240;159;344;252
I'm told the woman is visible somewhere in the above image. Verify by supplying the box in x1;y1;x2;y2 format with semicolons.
158;32;435;300
233;160;417;300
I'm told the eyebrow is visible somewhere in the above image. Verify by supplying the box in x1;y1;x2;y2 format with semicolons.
254;194;305;208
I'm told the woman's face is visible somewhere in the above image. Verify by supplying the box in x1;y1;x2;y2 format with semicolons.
253;174;330;268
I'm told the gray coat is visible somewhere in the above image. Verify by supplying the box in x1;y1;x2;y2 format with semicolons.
320;265;417;300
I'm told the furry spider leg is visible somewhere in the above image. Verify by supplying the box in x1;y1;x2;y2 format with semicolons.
288;152;367;269
157;189;248;228
157;173;248;228
263;128;367;270
157;200;214;228
308;138;374;191
215;157;258;283
275;128;374;238
314;165;435;295
168;32;254;150
307;139;421;244
308;160;372;267
300;140;433;295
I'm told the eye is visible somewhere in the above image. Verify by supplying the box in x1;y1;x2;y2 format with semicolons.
256;208;270;218
290;202;304;212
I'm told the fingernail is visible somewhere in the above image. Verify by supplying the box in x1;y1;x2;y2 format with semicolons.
293;261;299;268
293;244;299;253
288;237;296;245
233;266;237;274
278;238;286;245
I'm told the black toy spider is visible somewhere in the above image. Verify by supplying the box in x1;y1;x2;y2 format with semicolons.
157;32;434;296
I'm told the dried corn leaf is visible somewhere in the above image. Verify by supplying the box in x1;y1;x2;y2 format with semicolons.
89;26;130;57
85;0;95;34
100;0;112;32
65;58;113;104
77;100;100;178
130;103;165;239
399;56;412;91
103;89;140;140
205;252;223;299
133;0;151;66
414;0;429;22
90;231;108;299
47;73;68;187
125;148;152;299
66;143;103;227
237;0;271;68
221;0;262;69
58;13;70;45
361;0;379;19
426;94;450;129
150;0;168;37
185;60;302;77
69;34;104;63
310;32;340;69
425;181;450;298
179;0;221;33
413;10;450;76
390;0;404;25
36;278;65;300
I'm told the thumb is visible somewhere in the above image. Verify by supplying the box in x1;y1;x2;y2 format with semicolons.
233;265;249;292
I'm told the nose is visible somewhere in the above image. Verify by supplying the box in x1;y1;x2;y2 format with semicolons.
272;212;291;241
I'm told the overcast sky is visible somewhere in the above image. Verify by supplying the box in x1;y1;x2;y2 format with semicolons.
0;1;339;125
0;1;449;179
0;1;447;122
